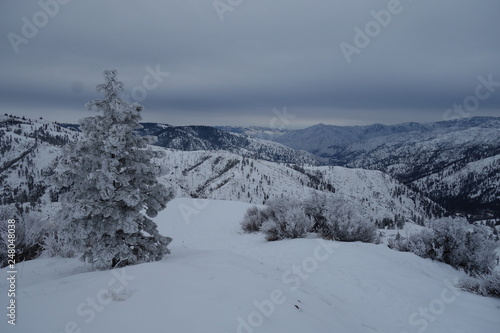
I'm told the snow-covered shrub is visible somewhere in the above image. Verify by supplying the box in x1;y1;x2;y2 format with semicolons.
429;218;496;274
389;217;497;275
261;201;314;241
303;192;328;232
406;230;437;258
43;221;75;258
241;206;269;233
319;197;377;243
0;208;49;267
241;195;377;243
304;195;377;242
387;232;405;251
457;272;500;298
388;229;435;257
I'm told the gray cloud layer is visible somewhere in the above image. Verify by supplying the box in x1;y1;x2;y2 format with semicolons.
1;0;499;127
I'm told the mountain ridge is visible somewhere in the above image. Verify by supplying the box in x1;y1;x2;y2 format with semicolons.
1;114;444;224
3;113;497;219
271;116;500;219
59;122;319;166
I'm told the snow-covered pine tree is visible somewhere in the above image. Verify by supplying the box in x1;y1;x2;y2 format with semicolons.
55;69;173;269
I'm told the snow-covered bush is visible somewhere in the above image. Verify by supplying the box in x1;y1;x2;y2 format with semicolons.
388;229;435;257
0;208;49;267
303;192;328;232
387;233;403;251
260;199;314;241
241;194;376;243
241;198;315;240
319;197;377;243
241;206;269;233
429;218;496;274
457;272;500;298
241;198;315;239
388;217;497;275
43;221;75;258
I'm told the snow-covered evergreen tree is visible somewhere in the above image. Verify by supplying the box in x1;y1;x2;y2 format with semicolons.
55;69;173;269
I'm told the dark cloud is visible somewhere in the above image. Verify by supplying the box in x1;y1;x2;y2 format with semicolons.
0;0;499;127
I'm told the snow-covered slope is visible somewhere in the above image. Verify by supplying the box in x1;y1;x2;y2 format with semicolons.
1;198;498;333
273;117;500;218
159;150;445;223
134;123;318;165
0;115;80;207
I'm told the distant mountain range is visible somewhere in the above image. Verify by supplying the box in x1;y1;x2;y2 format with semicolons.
1;114;444;224
60;122;318;166
3;114;499;219
229;117;500;219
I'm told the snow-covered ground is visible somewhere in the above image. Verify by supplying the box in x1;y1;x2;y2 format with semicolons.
1;198;499;333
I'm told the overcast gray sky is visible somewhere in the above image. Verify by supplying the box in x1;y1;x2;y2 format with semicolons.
1;0;499;128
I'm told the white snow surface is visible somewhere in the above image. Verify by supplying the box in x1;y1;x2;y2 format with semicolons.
1;198;499;333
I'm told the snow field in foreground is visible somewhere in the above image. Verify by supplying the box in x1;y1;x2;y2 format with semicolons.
1;198;499;333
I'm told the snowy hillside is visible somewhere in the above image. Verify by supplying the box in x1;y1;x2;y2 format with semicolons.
139;124;318;165
159;150;444;223
272;117;500;218
0;115;80;208
1;198;498;333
